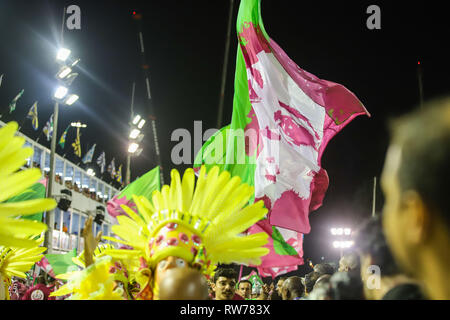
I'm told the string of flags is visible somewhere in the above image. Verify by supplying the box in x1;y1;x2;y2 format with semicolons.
1;72;124;185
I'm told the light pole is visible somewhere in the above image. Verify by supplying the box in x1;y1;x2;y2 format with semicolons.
43;47;80;254
331;227;353;259
126;83;145;185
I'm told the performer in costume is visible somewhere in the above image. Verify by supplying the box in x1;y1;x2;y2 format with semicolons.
0;122;57;299
52;165;270;299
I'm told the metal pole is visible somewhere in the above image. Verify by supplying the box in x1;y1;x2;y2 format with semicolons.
44;102;59;253
44;6;65;254
126;82;135;185
372;176;377;217
133;16;164;185
418;62;424;109
216;0;234;129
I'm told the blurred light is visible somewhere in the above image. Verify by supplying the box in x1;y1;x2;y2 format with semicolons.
331;228;337;235
89;188;95;192
129;128;141;139
137;119;146;129
132;11;136;15
418;61;421;65
44;167;50;172
86;168;95;176
57;66;72;79
82;184;89;188
344;228;352;235
336;228;343;235
71;58;81;67
64;177;72;181
56;48;71;62
71;122;87;128
132;115;141;125
65;94;79;105
333;241;340;248
54;86;68;99
135;148;143;157
128;142;139;153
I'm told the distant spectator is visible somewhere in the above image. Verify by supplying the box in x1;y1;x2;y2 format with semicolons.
381;97;450;299
328;271;364;300
314;263;335;276
275;276;287;296
304;271;321;296
355;216;425;300
281;276;305;300
338;251;360;275
212;268;240;300
237;280;252;300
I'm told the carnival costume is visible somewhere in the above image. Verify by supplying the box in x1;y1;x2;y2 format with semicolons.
52;165;270;299
0;122;56;299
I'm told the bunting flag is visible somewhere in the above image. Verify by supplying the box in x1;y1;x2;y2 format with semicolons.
82;143;96;164
58;125;70;149
242;270;264;288
4;178;47;223
45;248;79;276
107;166;160;218
194;0;369;278
72;127;81;157
26;101;39;130
116;164;123;184
96;151;106;173
42;114;54;141
9;89;24;113
107;158;116;178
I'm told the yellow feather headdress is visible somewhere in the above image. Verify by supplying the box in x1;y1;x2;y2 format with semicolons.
103;165;270;276
0;122;57;299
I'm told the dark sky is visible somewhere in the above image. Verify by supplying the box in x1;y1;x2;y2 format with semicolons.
0;1;448;272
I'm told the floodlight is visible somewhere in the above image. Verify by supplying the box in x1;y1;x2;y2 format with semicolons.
54;86;68;99
65;94;79;106
56;48;71;62
132;115;141;125
129;128;141;139
128;142;139;153
137;119;146;129
57;66;72;79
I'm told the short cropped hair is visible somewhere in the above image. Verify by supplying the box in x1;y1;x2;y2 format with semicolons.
213;267;238;283
355;216;400;276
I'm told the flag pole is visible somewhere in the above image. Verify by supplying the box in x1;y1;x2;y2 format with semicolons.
216;0;235;129
238;264;243;283
372;176;377;217
417;61;424;109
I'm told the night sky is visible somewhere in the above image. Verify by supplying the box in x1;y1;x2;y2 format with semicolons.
0;1;448;275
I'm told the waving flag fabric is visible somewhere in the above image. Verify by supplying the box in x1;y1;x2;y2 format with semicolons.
26;101;39;130
8;89;24;113
194;0;369;277
42;114;54;141
96;151;106;173
107;158;116;178
82;144;96;164
58;126;70;149
107;166;160;219
72;127;81;157
115;164;123;184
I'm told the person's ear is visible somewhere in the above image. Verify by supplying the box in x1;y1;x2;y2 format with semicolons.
402;190;430;244
211;282;216;292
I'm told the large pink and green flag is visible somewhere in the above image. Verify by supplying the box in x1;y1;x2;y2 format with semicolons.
195;0;369;234
106;166;160;219
195;0;369;277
